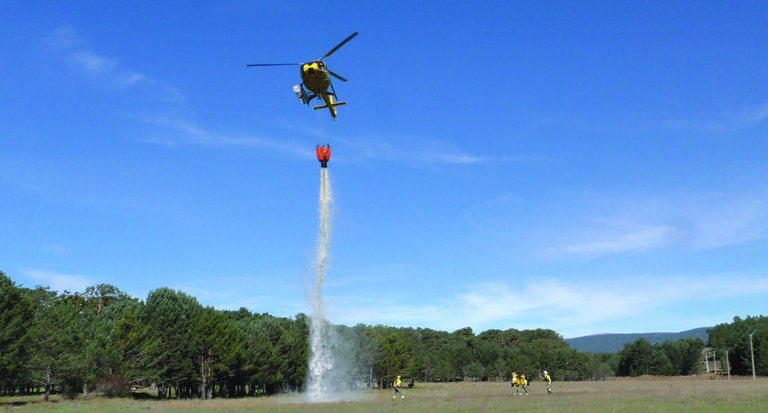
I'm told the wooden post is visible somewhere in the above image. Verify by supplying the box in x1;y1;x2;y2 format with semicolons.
750;329;758;380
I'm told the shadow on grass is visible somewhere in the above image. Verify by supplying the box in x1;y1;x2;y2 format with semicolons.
1;399;59;407
131;392;159;401
0;401;28;407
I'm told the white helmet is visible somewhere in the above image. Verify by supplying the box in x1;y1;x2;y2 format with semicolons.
543;370;548;375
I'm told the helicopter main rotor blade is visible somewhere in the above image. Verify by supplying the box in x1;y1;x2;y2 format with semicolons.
319;32;358;61
246;63;300;67
329;70;348;82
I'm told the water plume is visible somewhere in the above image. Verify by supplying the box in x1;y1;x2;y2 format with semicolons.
306;168;336;401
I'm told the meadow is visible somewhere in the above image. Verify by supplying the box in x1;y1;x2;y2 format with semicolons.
3;377;767;412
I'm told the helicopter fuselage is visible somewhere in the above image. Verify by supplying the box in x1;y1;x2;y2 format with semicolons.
300;61;331;96
300;61;346;118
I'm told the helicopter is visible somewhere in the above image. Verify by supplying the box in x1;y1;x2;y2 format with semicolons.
247;32;358;119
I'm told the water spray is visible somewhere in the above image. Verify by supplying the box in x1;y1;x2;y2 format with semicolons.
306;148;334;401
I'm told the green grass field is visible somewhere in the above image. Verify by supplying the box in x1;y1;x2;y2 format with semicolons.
3;377;767;412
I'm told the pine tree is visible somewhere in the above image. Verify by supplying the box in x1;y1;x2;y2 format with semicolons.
0;272;33;395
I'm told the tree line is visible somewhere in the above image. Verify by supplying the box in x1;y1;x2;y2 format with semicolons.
608;316;767;378
614;337;705;376
2;271;761;399
0;271;609;398
708;315;768;376
1;272;307;399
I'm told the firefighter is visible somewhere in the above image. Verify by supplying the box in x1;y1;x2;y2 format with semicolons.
511;371;520;395
393;375;405;399
543;370;552;394
519;374;529;396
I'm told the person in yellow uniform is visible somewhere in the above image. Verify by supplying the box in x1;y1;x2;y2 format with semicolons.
511;371;520;395
543;370;552;394
393;375;405;399
519;374;529;396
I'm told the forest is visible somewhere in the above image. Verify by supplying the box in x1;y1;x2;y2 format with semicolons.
1;271;764;399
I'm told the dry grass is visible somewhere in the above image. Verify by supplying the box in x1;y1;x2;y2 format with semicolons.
4;377;768;412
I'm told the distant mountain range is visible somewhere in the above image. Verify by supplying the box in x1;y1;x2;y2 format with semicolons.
565;327;710;353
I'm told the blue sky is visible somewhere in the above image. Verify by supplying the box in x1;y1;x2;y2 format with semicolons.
2;1;768;338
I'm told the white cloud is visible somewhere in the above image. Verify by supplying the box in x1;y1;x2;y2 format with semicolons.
666;100;768;133
664;118;725;134
325;299;448;329
274;123;504;168
136;113;313;158
44;26;80;49
543;225;685;258
57;42;146;88
686;195;768;249
325;272;768;337
483;193;522;206
537;191;768;258
70;51;116;74
337;135;505;166
67;49;146;87
43;26;181;98
737;101;768;124
21;269;93;293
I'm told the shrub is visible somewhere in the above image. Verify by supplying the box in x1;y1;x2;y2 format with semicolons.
95;374;130;398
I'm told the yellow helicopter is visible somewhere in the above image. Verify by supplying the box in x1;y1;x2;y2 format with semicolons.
247;32;358;119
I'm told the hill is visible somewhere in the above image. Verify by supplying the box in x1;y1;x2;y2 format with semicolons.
565;327;710;353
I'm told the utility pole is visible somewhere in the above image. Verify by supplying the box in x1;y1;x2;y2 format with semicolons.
749;329;758;380
725;350;730;381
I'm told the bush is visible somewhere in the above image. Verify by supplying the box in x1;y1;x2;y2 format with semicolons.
60;375;85;400
95;375;130;398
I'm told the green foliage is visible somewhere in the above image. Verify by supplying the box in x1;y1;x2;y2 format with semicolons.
140;288;201;398
195;306;238;398
617;338;674;377
0;272;33;395
13;270;737;400
660;337;705;375
26;287;93;400
90;295;144;384
708;315;768;376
